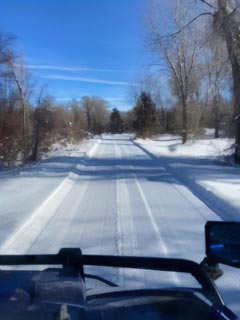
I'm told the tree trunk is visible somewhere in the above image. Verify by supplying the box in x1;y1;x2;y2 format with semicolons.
22;100;27;161
31;123;39;161
232;67;240;145
214;95;219;139
182;96;187;144
232;68;240;162
217;0;240;160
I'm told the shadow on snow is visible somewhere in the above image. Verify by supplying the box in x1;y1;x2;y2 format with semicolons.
1;137;239;222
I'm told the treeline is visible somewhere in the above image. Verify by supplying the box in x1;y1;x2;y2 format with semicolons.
0;32;167;168
0;85;111;166
167;97;234;138
0;32;117;166
115;90;233;139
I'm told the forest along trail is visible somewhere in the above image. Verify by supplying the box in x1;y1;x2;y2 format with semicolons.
0;134;239;315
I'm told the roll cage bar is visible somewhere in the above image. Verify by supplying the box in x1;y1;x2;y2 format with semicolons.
0;248;235;319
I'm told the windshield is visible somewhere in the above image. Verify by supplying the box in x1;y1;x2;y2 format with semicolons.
0;0;240;318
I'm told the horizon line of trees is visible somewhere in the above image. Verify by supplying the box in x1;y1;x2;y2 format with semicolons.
0;31;131;167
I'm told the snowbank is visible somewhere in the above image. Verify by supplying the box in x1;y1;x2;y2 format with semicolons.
42;137;100;159
136;134;234;158
198;180;240;209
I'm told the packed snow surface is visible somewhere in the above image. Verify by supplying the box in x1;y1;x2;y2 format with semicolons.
0;134;240;315
136;134;240;219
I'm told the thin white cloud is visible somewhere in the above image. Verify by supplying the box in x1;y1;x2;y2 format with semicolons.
17;64;129;73
41;74;133;86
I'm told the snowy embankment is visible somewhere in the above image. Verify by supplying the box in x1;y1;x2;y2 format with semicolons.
136;134;240;217
137;134;234;158
42;137;100;159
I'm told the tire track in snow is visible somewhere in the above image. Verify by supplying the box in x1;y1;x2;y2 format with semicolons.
26;179;91;254
131;172;180;286
116;178;149;287
121;142;201;286
118;141;171;256
0;177;74;254
0;139;100;254
131;139;240;309
117;142;180;287
134;177;170;255
113;141;122;257
130;140;221;262
114;142;141;257
114;141;146;287
112;141;136;257
70;139;117;255
69;139;120;288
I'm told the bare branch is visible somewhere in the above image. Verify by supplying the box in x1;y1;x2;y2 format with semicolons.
144;68;170;82
199;0;214;9
164;50;181;88
162;12;212;38
228;6;238;19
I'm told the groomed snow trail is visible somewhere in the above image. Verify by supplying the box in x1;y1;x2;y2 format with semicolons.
0;134;239;314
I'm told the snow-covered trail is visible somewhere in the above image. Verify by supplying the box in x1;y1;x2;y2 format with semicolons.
0;134;240;314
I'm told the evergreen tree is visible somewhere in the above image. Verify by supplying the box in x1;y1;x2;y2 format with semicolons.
109;107;123;133
133;91;156;137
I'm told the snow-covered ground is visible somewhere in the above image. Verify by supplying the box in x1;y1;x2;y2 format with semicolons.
136;134;240;220
137;134;234;158
0;134;240;315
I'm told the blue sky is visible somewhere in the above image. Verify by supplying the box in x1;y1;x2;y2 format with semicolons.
0;0;148;111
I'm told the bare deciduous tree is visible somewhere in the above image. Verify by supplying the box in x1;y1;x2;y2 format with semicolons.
202;38;230;137
148;3;201;143
81;96;109;134
69;99;87;141
7;59;35;160
161;0;240;158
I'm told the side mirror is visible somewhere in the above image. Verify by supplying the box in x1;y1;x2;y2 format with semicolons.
206;221;240;268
